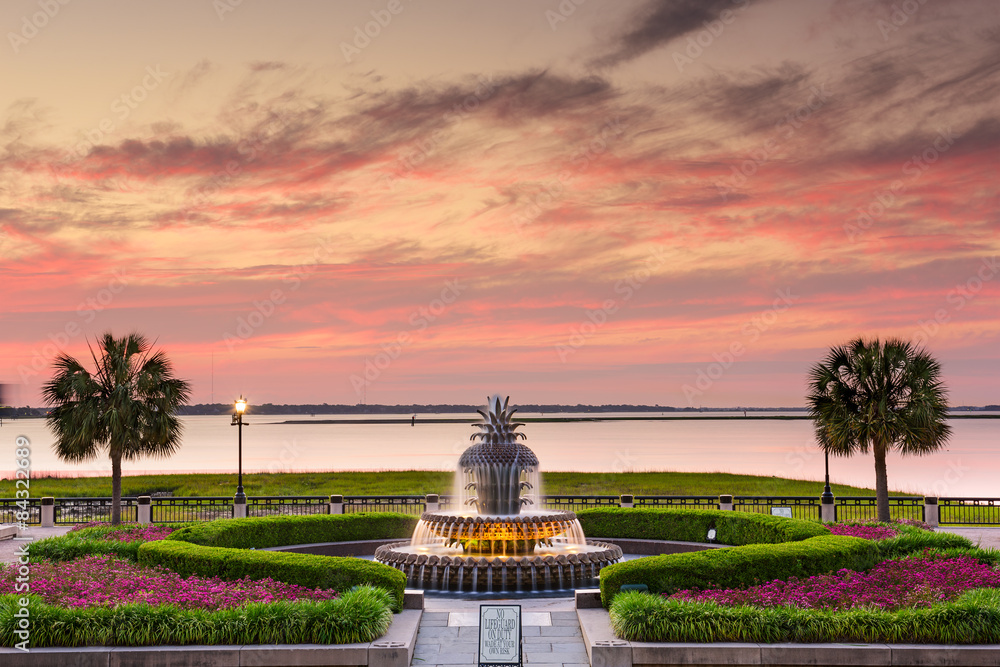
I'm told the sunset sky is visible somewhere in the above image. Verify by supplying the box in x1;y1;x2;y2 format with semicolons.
1;0;998;408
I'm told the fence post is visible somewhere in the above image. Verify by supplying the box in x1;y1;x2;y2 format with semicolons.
233;496;247;519
619;494;634;508
719;494;734;511
425;493;440;513
820;495;836;523
330;494;344;515
41;497;54;527
137;496;151;525
924;496;939;528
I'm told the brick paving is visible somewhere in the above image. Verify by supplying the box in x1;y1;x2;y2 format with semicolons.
416;598;590;667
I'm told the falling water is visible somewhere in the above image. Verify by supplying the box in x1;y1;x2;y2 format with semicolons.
442;564;451;591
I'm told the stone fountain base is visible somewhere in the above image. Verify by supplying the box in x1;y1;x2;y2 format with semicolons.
374;539;623;592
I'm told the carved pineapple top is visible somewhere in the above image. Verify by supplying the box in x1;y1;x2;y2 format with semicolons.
458;395;538;468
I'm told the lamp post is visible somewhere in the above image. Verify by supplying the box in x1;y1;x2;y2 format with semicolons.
232;396;247;503
821;449;834;501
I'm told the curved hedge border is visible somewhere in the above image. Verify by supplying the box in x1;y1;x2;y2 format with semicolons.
600;534;877;607
146;513;417;612
166;513;418;549
610;588;1000;644
578;507;830;545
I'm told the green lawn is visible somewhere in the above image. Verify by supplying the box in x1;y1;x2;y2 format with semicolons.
5;470;882;498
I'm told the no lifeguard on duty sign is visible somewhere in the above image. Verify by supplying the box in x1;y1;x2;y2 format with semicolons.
478;604;522;667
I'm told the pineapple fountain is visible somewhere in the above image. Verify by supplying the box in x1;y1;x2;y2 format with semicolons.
374;396;622;592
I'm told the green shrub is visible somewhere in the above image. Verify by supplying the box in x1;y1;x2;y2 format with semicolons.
578;507;829;546
609;590;1000;644
875;530;974;560
138;540;406;612
599;535;877;607
0;586;393;647
166;512;417;549
31;535;145;563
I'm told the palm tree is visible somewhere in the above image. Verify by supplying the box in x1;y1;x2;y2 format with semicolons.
42;333;191;524
807;337;950;522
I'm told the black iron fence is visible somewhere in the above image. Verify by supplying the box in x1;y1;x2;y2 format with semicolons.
734;496;821;521
0;497;41;525
248;496;328;517
3;494;998;525
55;497;138;525
636;495;719;510
540;495;619;511
343;495;426;515
939;498;1000;525
152;497;233;523
834;496;925;523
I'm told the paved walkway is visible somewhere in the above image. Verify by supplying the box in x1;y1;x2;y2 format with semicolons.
415;597;589;667
0;525;74;564
936;527;1000;549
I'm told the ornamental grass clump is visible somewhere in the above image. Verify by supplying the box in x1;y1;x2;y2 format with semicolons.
0;554;338;611
828;523;898;541
670;555;1000;611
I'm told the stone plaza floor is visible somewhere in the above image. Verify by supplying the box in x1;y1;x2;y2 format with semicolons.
416;596;590;667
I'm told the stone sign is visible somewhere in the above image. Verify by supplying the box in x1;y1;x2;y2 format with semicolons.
478;604;522;667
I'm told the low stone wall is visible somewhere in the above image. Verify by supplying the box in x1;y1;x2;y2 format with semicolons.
0;608;421;667
576;601;1000;667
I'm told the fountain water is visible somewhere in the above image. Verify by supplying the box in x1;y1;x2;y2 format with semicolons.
375;396;622;591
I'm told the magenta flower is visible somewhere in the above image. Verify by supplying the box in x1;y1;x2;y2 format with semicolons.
0;555;338;610
670;555;1000;611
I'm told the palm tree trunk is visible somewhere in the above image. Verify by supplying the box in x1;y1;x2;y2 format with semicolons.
874;442;890;522
111;453;122;525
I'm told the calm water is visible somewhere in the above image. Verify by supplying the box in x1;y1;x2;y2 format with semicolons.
4;413;998;497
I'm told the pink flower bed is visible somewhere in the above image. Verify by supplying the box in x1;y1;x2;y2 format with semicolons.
1;555;338;610
828;523;898;540
670;555;1000;611
69;522;176;542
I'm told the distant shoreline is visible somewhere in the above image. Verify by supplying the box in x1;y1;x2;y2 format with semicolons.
276;414;1000;425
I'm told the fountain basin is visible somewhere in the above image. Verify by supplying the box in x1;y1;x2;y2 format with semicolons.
374;538;622;592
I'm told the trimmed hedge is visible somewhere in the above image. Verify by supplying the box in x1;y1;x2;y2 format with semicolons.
0;586;393;647
578;507;830;545
138;540;407;612
610;589;1000;644
166;512;418;549
600;535;878;607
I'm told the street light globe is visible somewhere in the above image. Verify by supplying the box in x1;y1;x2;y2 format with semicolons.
235;397;247;414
